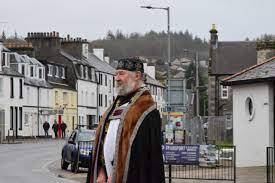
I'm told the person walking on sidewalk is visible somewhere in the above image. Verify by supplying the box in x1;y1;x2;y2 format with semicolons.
52;120;59;139
60;121;67;138
87;57;165;183
43;121;50;137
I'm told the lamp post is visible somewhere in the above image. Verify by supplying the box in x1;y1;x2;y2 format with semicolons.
140;5;171;122
184;49;200;116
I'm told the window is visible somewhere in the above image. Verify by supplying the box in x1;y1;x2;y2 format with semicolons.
80;65;84;78
30;66;34;77
48;64;53;76
245;97;255;121
19;107;22;130
21;64;25;75
99;94;103;107
0;78;3;96
1;52;9;67
91;68;95;81
10;107;13;130
221;85;229;99
55;66;59;77
55;91;58;105
38;68;43;79
109;79;112;93
85;66;88;79
105;95;107;107
99;74;103;85
19;79;23;99
63;92;68;106
61;67;65;79
10;78;14;98
105;75;107;86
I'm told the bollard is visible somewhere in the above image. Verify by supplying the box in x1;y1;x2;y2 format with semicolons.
169;164;171;183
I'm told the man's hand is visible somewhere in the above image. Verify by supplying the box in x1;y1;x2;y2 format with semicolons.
107;176;112;183
96;167;107;183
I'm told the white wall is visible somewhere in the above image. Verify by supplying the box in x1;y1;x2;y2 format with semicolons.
77;80;97;125
98;73;114;119
233;82;274;167
93;48;104;61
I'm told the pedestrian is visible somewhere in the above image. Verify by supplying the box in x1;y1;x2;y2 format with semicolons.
52;120;59;139
60;121;67;138
87;57;165;183
42;121;50;137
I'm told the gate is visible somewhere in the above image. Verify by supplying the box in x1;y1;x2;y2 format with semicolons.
267;147;274;183
164;145;236;182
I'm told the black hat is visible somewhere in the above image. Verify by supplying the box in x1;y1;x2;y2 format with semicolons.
116;57;144;73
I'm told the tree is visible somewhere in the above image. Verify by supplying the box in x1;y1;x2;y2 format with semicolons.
106;30;115;40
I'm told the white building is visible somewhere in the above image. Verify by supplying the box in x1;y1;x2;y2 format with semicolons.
88;50;115;121
0;42;24;140
10;53;53;137
223;54;275;167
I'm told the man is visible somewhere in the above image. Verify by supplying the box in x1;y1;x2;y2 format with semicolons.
43;121;50;137
87;57;164;183
60;121;67;138
52;120;59;139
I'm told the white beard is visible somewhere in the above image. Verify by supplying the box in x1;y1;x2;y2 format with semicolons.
115;79;135;96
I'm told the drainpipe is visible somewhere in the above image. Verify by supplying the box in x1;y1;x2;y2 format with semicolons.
37;86;40;137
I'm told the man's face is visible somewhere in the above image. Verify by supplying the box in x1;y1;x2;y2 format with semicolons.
115;70;140;96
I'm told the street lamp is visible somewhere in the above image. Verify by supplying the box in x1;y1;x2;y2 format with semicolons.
140;5;171;121
183;49;200;116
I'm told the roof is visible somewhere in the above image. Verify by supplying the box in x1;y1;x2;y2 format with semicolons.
222;56;275;85
60;50;91;66
146;75;165;88
24;77;53;88
87;53;115;75
211;41;257;75
0;67;23;77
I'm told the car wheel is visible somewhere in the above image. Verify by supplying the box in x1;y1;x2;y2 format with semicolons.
61;157;69;170
71;160;78;173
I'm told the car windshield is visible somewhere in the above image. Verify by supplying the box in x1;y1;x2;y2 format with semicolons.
77;131;95;142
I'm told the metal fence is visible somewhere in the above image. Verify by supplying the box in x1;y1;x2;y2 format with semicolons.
267;147;274;183
165;145;236;183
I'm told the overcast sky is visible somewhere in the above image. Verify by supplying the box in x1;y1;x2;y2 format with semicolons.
0;0;274;41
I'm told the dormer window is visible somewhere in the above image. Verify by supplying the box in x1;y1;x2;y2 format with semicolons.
1;52;10;67
80;65;84;78
61;67;65;79
55;66;59;77
38;68;43;79
21;64;25;75
48;64;53;76
85;66;88;79
91;68;95;81
30;66;34;77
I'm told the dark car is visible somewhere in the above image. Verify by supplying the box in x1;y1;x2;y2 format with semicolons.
61;128;95;172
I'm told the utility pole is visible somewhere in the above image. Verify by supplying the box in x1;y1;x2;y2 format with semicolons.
195;52;199;116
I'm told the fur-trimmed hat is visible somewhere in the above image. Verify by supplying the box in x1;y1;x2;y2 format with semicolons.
116;57;144;73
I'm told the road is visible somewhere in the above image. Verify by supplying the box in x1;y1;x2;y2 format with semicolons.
0;139;78;183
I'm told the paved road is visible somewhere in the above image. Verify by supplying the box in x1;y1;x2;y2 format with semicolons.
0;139;78;183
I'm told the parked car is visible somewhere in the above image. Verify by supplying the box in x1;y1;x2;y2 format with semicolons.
61;128;95;172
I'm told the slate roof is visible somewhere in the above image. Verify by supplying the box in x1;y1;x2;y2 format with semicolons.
0;67;23;77
146;75;165;88
222;56;275;85
87;53;115;75
211;41;257;75
24;77;52;88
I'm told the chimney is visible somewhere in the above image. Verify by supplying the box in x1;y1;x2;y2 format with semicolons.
93;48;104;61
61;35;89;59
104;56;110;64
25;31;61;60
209;24;218;49
257;41;275;64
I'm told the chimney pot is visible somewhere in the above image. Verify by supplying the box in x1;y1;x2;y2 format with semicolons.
27;32;30;37
53;31;56;37
57;32;59;37
50;32;53;37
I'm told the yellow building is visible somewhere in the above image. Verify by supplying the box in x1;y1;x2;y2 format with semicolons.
53;88;77;137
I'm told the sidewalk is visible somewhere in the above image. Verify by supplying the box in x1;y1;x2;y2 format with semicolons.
50;162;266;183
